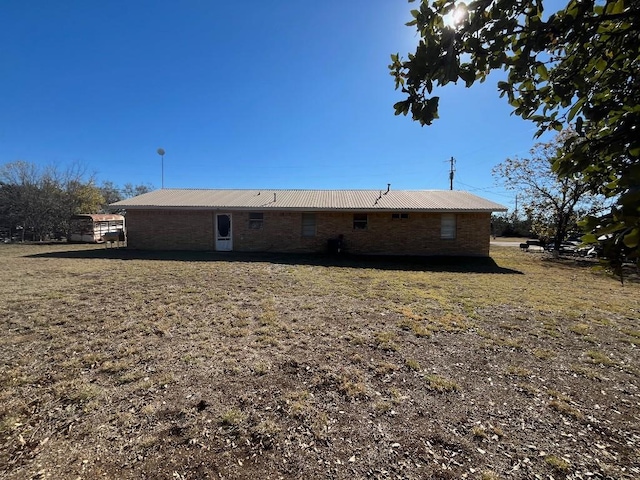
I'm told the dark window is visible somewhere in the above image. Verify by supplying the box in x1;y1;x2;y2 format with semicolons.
249;212;263;229
353;214;368;230
302;213;316;237
441;214;456;239
392;213;409;219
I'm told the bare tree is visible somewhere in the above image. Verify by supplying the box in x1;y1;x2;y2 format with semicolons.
99;181;123;207
121;182;154;199
0;161;103;240
493;133;607;256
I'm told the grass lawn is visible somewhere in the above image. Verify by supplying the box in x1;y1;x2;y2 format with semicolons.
1;243;638;479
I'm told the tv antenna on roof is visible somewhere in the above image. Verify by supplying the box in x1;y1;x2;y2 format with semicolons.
157;148;166;188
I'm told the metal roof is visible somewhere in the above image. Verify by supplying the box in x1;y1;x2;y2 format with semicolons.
71;213;125;221
110;189;507;212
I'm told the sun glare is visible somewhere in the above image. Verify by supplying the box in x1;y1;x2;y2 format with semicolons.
445;3;468;28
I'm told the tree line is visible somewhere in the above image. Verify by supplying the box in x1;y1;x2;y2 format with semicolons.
0;160;152;241
1;134;605;250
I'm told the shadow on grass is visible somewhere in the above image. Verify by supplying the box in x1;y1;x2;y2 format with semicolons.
541;255;639;283
26;247;523;274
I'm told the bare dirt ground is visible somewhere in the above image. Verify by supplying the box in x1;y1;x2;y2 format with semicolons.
1;244;638;479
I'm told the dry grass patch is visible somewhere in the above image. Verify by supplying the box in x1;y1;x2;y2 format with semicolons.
429;312;472;332
533;348;555;360
570;322;590;336
481;472;501;480
397;317;432;337
373;331;399;352
549;400;584;420
505;365;532;377
569;364;604;380
373;361;399;375
424;373;459;393
337;369;368;399
545;454;571;472
404;358;421;372
0;243;638;479
284;390;312;417
586;349;615;366
220;408;245;427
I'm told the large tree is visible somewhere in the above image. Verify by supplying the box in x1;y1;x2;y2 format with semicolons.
389;0;639;264
493;132;607;254
0;161;104;240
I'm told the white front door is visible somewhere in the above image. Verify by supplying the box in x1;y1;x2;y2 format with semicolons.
215;213;232;251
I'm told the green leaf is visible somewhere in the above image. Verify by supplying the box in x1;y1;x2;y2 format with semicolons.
536;64;549;80
459;68;476;87
567;98;586;123
623;228;639;249
497;81;510;92
581;233;598;244
606;0;626;14
393;100;411;116
595;58;608;71
597;221;626;236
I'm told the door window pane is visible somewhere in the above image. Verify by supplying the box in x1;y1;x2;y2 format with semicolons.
218;215;231;237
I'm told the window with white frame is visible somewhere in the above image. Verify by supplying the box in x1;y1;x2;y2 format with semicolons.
248;212;264;229
301;213;316;237
441;213;456;239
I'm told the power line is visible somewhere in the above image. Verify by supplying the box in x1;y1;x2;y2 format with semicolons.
455;181;514;198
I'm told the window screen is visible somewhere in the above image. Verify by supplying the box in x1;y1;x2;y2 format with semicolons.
301;213;316;237
441;214;456;239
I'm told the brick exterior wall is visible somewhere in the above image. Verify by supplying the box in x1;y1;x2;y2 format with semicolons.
126;210;215;250
126;209;491;256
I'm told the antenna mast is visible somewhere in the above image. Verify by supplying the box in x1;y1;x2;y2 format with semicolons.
157;148;166;189
448;156;456;190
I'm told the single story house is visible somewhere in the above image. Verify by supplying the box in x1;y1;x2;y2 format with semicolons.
110;189;507;256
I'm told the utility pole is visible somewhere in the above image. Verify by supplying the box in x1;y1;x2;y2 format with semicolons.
448;156;456;190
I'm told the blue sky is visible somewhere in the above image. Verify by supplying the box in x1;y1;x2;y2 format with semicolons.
0;1;552;210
